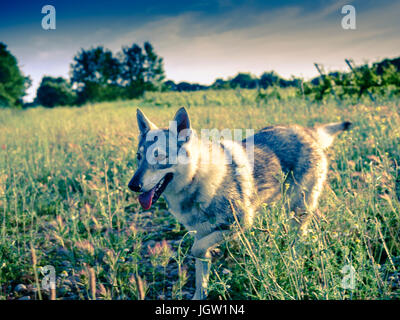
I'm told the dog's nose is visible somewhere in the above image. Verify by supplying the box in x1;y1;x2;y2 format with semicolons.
128;180;142;192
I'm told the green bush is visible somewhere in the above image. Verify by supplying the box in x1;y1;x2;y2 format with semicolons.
36;76;76;108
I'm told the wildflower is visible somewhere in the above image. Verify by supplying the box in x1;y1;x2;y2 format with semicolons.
128;223;138;237
129;274;147;300
75;240;95;256
148;240;174;268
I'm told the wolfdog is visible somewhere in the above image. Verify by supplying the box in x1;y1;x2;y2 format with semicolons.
128;107;351;300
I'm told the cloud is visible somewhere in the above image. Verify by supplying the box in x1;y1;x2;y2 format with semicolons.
106;0;400;83
1;0;399;102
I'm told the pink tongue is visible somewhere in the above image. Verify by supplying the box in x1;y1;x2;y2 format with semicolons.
138;187;156;210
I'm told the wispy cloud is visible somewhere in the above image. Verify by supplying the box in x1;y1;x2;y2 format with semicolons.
107;0;400;82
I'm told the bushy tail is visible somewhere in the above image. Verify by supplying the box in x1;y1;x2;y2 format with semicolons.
316;121;352;149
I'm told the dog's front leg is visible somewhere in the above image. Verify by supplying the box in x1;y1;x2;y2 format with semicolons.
191;230;228;300
193;257;211;300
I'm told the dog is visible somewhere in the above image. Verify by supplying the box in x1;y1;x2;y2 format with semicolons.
128;107;351;300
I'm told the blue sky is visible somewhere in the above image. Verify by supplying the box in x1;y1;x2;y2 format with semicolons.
1;0;399;101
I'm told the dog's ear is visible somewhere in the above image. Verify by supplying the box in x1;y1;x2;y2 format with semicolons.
173;107;192;142
173;107;191;133
137;108;157;135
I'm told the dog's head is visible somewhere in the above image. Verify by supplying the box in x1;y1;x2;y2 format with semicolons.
128;107;195;210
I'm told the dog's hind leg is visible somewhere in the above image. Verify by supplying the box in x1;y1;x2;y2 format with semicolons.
191;230;229;300
288;149;328;237
286;150;328;261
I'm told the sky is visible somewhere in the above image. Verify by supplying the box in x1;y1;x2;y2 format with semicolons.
1;0;399;102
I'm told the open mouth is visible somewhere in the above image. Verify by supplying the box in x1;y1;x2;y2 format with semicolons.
138;173;173;210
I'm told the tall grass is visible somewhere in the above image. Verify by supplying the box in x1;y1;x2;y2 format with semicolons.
0;90;399;299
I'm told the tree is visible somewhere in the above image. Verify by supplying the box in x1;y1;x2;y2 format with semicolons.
35;76;76;108
230;73;258;89
211;78;231;90
120;44;145;98
120;42;165;98
259;71;279;89
163;80;177;91
143;42;165;88
0;42;30;107
175;82;207;91
69;43;165;104
381;64;400;95
70;46;122;104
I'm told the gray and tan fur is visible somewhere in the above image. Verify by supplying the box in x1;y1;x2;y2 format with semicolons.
128;107;351;300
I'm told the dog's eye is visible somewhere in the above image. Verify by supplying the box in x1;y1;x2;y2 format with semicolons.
154;149;167;162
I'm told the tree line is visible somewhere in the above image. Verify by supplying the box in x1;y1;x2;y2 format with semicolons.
1;40;399;108
0;41;304;108
37;42;165;107
0;41;165;108
165;71;301;92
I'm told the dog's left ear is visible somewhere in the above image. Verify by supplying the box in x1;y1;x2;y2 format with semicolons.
173;107;190;132
173;107;192;142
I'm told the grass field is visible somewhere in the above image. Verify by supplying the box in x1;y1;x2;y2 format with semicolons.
0;89;399;300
